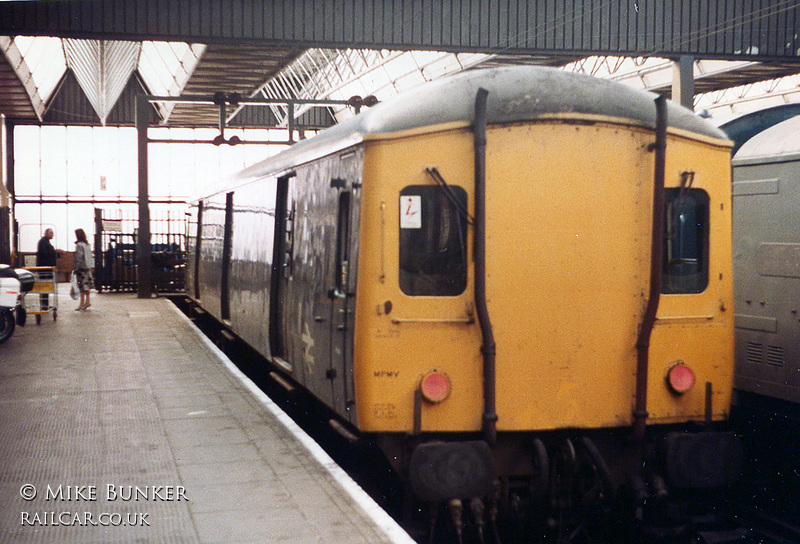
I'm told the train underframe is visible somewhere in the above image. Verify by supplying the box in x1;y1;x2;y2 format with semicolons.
375;425;743;543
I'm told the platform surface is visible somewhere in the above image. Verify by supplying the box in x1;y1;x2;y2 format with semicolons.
0;286;412;543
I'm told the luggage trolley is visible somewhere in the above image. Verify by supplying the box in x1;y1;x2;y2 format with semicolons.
23;266;58;324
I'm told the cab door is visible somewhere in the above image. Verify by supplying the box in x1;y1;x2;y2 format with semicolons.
327;150;363;423
272;169;336;408
328;185;356;420
269;158;360;421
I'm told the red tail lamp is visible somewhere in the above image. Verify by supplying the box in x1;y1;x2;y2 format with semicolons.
667;363;696;394
420;371;451;403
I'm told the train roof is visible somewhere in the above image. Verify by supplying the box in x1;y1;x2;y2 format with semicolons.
733;114;800;165
718;103;800;156
230;65;729;190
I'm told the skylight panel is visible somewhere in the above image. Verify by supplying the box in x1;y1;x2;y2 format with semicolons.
138;41;203;97
6;36;66;103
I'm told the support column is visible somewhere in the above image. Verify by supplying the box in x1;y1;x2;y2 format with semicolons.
136;95;153;298
1;116;14;265
672;55;695;110
94;208;103;291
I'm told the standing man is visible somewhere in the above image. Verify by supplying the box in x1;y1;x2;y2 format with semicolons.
36;228;58;267
36;228;60;309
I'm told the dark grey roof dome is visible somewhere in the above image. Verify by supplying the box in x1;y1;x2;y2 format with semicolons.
233;65;728;186
359;65;726;139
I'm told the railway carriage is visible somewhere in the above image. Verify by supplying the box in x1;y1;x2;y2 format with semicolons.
187;66;740;530
713;105;800;531
723;112;800;405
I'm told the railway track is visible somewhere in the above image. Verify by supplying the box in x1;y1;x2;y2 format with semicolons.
631;492;800;544
174;296;800;544
719;505;800;544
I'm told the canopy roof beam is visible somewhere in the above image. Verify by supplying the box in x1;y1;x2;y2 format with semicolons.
2;0;800;63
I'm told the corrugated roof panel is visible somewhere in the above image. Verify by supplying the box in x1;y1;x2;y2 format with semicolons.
0;54;39;119
227;104;281;128
63;39;140;125
43;69;99;125
105;72;161;126
3;0;800;61
63;39;101;114
296;106;335;129
166;43;302;127
105;41;140;108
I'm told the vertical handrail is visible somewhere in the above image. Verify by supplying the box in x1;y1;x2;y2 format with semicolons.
474;88;497;446
220;192;233;321
634;95;668;441
194;202;203;299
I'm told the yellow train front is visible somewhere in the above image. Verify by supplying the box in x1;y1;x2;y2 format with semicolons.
187;66;739;526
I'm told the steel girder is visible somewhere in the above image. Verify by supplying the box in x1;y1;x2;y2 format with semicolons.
2;0;800;63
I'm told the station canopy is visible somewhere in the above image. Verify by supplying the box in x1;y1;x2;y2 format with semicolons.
3;36;800;129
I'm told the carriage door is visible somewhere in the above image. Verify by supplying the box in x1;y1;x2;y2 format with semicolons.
270;174;295;369
328;178;357;420
220;192;234;322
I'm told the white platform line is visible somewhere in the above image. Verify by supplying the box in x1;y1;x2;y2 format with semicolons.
169;303;416;544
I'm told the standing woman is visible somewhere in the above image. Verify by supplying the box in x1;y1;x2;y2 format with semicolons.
73;228;94;311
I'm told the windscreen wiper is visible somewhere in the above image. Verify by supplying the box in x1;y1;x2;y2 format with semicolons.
425;167;474;225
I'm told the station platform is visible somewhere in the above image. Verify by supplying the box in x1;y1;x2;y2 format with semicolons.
0;285;413;544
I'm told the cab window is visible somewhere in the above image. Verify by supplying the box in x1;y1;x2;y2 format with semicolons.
399;185;468;296
663;188;709;294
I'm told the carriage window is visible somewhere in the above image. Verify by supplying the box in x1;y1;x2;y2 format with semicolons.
399;185;468;296
662;188;709;294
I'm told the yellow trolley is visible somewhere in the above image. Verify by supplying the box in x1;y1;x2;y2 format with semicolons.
23;266;58;324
